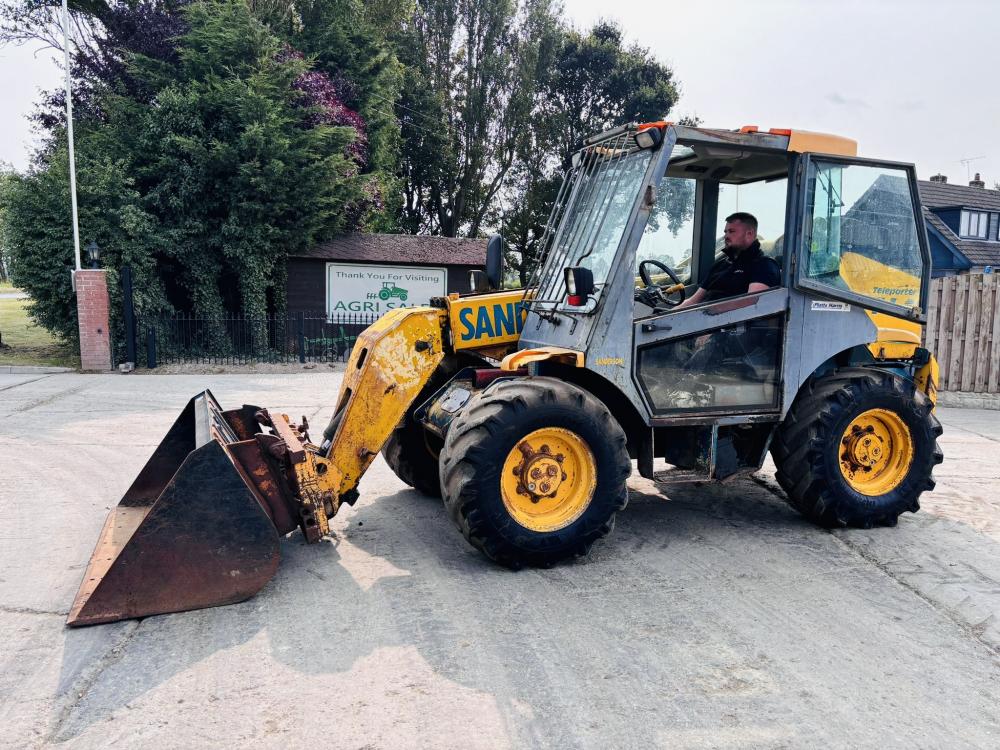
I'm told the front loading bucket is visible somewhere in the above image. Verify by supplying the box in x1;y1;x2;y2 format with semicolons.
67;391;283;627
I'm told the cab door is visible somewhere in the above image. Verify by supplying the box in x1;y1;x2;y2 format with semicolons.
633;288;788;419
793;155;931;319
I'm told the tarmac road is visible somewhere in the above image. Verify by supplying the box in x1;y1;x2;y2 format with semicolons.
0;372;998;749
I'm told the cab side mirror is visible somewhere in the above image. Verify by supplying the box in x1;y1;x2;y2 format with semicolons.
469;270;490;294
486;235;504;290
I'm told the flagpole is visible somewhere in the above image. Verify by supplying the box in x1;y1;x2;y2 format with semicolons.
61;0;82;276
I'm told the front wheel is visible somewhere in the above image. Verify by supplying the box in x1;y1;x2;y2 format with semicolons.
771;368;943;528
439;377;631;568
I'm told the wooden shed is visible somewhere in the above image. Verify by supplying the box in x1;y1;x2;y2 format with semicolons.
286;233;487;317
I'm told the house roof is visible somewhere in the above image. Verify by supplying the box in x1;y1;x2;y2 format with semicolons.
922;207;1000;266
918;180;1000;211
293;233;487;266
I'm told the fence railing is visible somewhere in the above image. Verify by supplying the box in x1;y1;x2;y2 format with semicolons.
130;311;378;367
925;273;1000;393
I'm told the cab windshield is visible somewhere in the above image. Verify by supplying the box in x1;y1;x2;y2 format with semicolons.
532;132;653;307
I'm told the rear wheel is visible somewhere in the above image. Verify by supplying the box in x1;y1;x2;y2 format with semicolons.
382;354;487;497
771;368;943;528
439;377;630;568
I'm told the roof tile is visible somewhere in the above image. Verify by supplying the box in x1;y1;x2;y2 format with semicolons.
293;233;487;266
918;180;1000;211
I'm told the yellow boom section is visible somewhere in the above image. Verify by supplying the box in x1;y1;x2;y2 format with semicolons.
309;307;448;512
297;293;535;531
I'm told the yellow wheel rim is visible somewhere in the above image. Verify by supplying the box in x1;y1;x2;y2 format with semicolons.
500;427;597;532
839;408;914;496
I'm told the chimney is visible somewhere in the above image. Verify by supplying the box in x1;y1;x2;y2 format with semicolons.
970;172;985;188
929;173;948;183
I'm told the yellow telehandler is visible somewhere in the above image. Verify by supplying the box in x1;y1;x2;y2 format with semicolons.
68;122;943;626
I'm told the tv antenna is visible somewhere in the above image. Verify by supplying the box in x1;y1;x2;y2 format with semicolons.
959;155;985;180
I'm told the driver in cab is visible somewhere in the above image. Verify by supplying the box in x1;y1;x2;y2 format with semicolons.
675;212;779;309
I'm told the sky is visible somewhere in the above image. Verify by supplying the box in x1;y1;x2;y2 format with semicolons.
561;0;999;188
1;0;998;188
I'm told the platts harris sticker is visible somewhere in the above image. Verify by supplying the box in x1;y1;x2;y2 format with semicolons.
811;300;851;312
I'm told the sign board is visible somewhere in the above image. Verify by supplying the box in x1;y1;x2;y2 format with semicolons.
326;263;447;317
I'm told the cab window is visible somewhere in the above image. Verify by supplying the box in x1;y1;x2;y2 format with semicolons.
635;177;697;280
804;161;923;309
716;178;788;264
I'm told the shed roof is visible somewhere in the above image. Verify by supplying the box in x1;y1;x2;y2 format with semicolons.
293;233;487;266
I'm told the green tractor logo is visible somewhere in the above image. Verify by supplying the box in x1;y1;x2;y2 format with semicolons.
378;281;408;302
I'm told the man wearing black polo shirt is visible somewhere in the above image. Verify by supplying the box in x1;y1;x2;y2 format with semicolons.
675;212;780;309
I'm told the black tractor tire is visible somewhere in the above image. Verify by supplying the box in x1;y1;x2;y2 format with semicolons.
382;353;487;497
771;367;943;528
439;377;631;568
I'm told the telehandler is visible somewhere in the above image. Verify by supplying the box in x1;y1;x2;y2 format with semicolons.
68;122;942;626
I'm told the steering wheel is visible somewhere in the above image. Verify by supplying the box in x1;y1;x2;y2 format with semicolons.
637;259;686;308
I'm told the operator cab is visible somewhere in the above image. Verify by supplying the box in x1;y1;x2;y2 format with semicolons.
633;140;790;317
522;122;930;420
629;126;928;414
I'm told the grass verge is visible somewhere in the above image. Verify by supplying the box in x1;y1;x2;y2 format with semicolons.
0;296;79;368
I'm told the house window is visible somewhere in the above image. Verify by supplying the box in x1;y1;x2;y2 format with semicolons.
960;210;989;239
991;213;1000;242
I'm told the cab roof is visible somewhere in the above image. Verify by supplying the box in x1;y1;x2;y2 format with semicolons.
673;124;857;157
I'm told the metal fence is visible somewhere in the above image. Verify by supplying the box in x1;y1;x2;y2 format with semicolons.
131;311;378;367
925;273;1000;393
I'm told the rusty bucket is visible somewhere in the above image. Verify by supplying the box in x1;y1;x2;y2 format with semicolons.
67;391;294;627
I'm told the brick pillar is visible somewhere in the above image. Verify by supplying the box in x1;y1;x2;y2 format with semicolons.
75;270;113;371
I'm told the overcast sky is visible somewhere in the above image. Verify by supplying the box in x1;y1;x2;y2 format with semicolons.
1;0;997;187
564;0;999;187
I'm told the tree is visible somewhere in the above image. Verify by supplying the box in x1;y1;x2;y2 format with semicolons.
103;0;362;319
0;169;15;284
1;146;165;343
542;21;679;160
395;0;548;237
263;0;407;231
499;19;681;284
2;0;366;350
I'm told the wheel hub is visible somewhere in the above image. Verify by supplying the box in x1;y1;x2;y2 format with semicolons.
499;427;597;532
843;424;883;470
512;442;568;501
839;408;914;496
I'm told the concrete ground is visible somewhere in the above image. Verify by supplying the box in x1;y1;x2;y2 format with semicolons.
0;372;998;749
